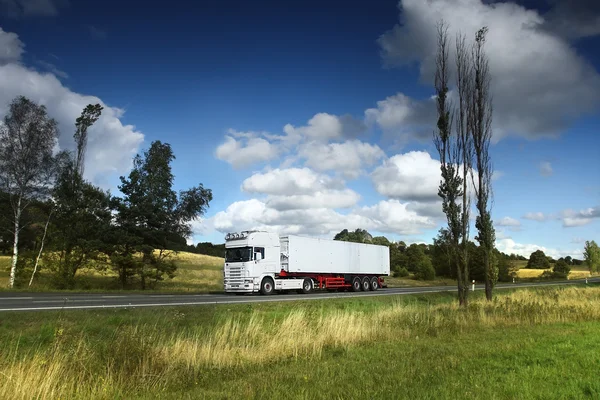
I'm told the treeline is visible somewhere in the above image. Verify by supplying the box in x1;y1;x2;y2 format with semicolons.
333;228;518;282
332;228;594;282
0;96;213;289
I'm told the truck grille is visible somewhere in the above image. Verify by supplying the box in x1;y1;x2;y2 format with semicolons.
224;265;245;284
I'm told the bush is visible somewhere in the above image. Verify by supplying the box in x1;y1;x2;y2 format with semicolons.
414;258;435;281
552;259;571;279
393;267;410;278
527;250;550;269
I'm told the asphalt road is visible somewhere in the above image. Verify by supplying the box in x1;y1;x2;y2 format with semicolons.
0;278;597;312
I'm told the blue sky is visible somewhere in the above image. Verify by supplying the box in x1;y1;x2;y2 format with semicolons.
0;0;598;258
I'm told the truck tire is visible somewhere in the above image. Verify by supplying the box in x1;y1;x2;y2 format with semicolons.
351;276;362;292
370;276;379;291
361;276;370;291
301;278;313;294
260;277;274;295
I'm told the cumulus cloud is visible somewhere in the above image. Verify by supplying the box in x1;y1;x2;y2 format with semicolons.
215;130;279;169
0;0;68;18
561;206;600;227
0;28;144;188
496;237;582;259
496;216;522;227
241;168;343;196
0;27;24;64
539;161;553;177
283;113;366;141
364;92;436;145
208;198;436;237
299;140;385;178
377;0;600;141
371;151;441;202
522;212;547;221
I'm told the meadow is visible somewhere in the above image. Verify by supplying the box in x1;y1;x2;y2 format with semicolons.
1;285;599;399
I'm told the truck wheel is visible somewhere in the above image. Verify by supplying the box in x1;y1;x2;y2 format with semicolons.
370;277;379;291
361;277;370;291
260;277;274;295
351;277;362;292
301;278;313;294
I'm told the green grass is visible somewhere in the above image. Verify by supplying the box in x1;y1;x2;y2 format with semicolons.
1;285;600;399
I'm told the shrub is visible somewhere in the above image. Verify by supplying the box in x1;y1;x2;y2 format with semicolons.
552;259;571;279
414;258;435;281
393;267;410;278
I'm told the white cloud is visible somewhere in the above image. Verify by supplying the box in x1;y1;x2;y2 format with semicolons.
496;237;582;259
0;27;24;64
0;28;144;188
539;161;553;177
208;198;436;237
215;130;279;169
241;167;343;196
523;212;547;221
266;189;360;211
377;0;600;141
364;92;436;145
299;140;385;178
496;216;522;227
561;206;600;227
283;113;366;142
371;151;441;202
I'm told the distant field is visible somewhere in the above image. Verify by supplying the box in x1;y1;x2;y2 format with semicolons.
0;252;224;292
1;285;599;399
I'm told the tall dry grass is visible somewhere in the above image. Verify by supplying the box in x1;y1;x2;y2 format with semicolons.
2;286;600;399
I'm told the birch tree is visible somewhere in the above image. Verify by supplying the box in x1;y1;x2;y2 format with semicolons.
0;96;59;288
469;27;497;301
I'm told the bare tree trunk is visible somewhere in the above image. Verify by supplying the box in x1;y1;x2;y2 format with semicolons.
9;195;22;288
29;207;53;287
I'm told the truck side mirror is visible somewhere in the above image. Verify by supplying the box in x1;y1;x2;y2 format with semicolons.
255;253;262;261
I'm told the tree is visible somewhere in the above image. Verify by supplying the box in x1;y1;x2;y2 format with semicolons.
470;26;496;301
552;259;571;279
414;256;436;281
0;96;60;288
433;20;470;305
113;140;213;289
527;249;550;269
333;228;373;243
73;104;103;177
583;240;600;273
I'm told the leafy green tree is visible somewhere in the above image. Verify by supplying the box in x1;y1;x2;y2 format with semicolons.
0;96;61;288
497;250;518;282
414;256;436;281
113;140;213;289
527;250;550;269
430;228;455;279
552;259;571;279
333;228;373;243
583;240;600;273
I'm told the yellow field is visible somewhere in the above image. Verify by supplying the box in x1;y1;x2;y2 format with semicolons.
516;267;591;279
0;252;225;292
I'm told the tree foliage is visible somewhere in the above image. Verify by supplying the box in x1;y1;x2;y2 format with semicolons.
527;250;550;269
583;240;600;273
0;96;61;287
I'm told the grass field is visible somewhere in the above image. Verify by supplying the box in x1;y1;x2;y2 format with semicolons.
1;252;594;292
1;285;599;399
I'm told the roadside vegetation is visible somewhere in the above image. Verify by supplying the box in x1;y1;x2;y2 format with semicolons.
1;285;599;399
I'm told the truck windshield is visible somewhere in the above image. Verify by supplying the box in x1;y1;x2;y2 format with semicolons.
225;247;252;262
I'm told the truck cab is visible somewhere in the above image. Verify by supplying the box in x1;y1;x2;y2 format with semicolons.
223;230;280;293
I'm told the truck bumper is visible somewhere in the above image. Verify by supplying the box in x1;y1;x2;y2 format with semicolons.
224;283;256;293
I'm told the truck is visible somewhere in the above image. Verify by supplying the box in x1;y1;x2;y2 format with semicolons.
223;230;390;295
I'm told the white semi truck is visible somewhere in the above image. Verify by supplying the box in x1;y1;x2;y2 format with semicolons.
223;230;390;295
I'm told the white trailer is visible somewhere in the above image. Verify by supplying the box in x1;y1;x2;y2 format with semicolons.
223;231;390;295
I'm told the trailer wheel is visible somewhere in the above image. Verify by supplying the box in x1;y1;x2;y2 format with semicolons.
361;277;370;291
260;277;274;295
370;276;379;291
301;278;313;294
351;277;362;292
